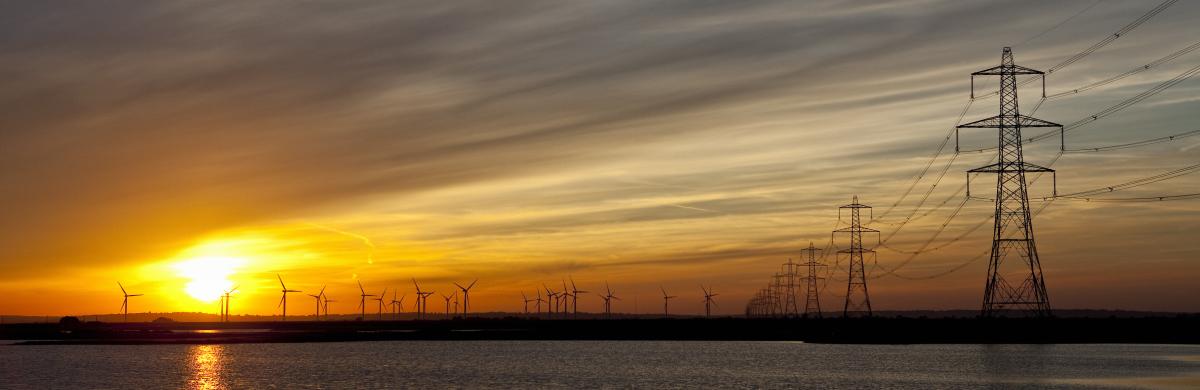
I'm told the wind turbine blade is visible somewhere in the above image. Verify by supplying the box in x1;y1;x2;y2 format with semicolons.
454;282;464;290
319;285;326;296
278;274;286;289
129;294;144;297
118;282;126;294
468;279;477;289
278;296;285;308
358;280;365;294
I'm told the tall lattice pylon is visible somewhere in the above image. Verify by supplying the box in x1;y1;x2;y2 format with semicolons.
800;241;825;318
780;258;801;317
958;47;1060;318
833;196;878;318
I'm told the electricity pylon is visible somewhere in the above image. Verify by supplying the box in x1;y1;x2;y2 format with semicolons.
799;242;825;318
780;259;800;317
958;47;1060;318
833;196;878;318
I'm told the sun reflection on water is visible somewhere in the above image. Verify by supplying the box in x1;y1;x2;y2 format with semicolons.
188;345;225;390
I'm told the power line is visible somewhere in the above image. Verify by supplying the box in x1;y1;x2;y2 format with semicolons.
960;62;1200;153
888;199;1058;281
1014;0;1105;47
1056;193;1200;202
1046;39;1200;99
875;0;1179;225
1063;128;1200;153
873;99;974;223
1054;162;1200;198
1046;63;1200;141
1047;0;1179;74
970;161;1200;202
975;0;1179;99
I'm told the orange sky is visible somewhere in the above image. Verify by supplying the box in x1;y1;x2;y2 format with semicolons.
1;1;1199;317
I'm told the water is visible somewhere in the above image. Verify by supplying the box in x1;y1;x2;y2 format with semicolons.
2;342;1198;389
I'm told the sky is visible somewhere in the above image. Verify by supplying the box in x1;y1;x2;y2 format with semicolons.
1;0;1198;317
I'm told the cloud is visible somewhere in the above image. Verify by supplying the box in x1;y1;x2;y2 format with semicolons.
1;0;1198;313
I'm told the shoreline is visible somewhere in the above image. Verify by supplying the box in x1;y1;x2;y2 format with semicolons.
4;317;1198;345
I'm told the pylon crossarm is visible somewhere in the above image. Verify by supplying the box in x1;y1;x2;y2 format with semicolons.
972;64;1043;76
957;115;1060;129
958;115;1003;128
834;226;879;233
1017;115;1062;128
968;162;1055;173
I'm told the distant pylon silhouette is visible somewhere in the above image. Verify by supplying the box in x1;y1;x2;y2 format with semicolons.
800;242;825;318
780;259;800;317
833;196;877;317
958;47;1059;318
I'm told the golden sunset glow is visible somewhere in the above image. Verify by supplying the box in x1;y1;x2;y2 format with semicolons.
1;1;1198;320
175;256;243;303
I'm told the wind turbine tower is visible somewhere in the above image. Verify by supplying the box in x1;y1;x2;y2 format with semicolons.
220;286;238;322
701;286;718;318
277;274;302;321
307;285;326;320
453;279;477;316
117;282;143;323
660;287;677;317
357;281;375;321
323;295;336;321
568;278;588;318
373;288;388;320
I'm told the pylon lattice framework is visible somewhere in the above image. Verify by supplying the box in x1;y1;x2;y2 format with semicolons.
958;47;1059;318
833;195;878;318
800;242;825;318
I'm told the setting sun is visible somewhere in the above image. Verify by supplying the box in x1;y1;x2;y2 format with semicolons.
174;256;244;303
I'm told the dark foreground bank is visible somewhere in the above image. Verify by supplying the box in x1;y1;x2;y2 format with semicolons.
3;316;1197;345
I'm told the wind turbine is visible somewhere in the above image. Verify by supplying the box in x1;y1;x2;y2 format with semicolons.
560;280;574;318
373;288;388;320
277;274;302;321
521;292;533;315
453;279;477;316
599;282;620;318
535;289;545;316
543;284;559;316
308;285;326;320
568;277;588;317
390;292;404;320
357;281;375;320
660;286;677;317
412;279;434;320
702;285;718;318
221;286;238;322
118;282;142;323
323;295;336;321
442;293;453;317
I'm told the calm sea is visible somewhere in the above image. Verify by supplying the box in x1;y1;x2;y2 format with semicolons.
2;341;1198;389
